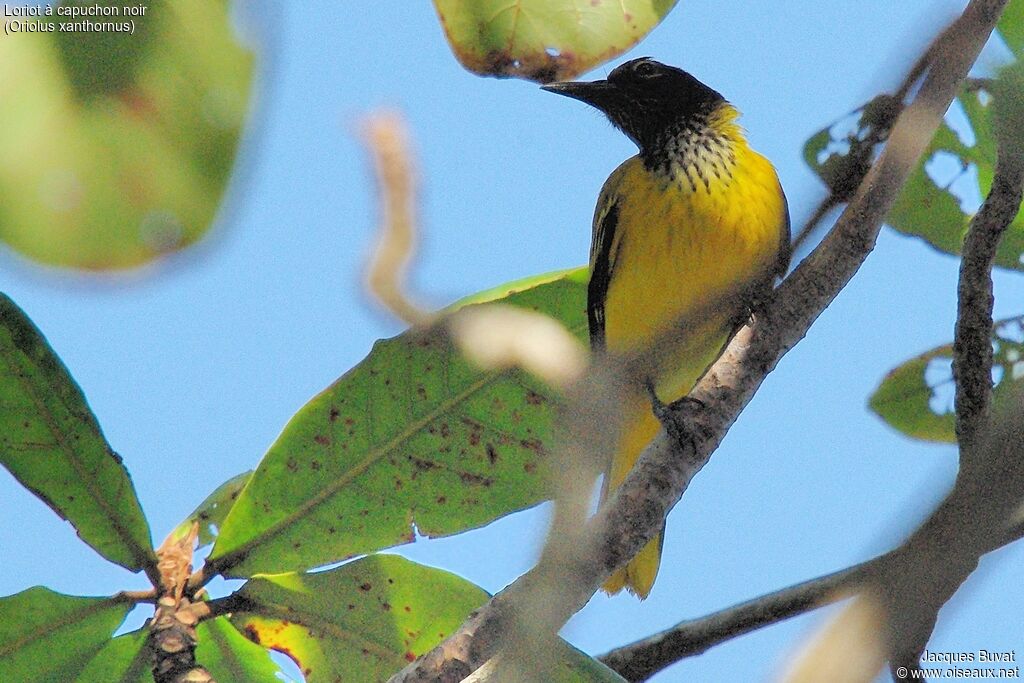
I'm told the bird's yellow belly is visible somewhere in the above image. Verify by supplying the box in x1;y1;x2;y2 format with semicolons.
603;155;785;400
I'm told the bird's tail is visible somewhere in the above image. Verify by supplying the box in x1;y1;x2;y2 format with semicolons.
600;397;664;599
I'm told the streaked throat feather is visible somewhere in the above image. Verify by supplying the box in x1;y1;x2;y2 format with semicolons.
645;104;743;192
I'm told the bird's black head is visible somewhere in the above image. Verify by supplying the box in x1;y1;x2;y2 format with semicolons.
542;58;725;152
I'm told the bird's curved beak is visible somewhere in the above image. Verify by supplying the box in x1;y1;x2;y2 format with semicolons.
541;79;619;110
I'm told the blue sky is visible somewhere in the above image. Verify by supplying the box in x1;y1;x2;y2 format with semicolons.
2;1;1023;681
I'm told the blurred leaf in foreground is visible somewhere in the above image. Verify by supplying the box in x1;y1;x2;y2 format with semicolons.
0;0;254;270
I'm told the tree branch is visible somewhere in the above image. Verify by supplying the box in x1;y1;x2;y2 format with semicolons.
873;396;1024;681
387;2;1008;681
151;526;215;683
877;91;1024;682
599;517;1024;682
597;554;887;681
952;147;1024;460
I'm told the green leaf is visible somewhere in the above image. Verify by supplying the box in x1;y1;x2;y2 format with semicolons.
210;268;587;577
802;126;833;171
868;346;957;443
196;617;281;683
998;0;1024;56
0;294;154;572
230;555;624;682
72;629;150;683
231;555;488;682
0;587;130;682
882;85;1023;269
173;470;252;550
869;316;1024;443
51;2;161;100
0;0;253;270
432;0;679;82
71;621;282;683
802;95;899;202
71;620;282;683
884;129;971;257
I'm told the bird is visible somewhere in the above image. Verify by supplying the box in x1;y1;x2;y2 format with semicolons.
542;58;790;598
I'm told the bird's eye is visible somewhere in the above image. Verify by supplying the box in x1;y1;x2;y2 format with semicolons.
633;61;658;78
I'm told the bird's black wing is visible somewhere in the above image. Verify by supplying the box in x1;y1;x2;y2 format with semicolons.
588;195;620;353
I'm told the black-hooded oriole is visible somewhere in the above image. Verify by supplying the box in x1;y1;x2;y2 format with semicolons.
543;58;790;598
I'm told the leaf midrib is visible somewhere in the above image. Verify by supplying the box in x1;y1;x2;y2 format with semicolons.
241;597;399;663
0;596;123;659
213;370;504;572
0;327;151;572
214;318;586;574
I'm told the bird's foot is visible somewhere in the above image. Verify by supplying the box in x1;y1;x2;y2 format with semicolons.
645;383;705;445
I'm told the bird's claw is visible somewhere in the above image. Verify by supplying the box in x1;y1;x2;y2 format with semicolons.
646;382;706;437
644;380;667;419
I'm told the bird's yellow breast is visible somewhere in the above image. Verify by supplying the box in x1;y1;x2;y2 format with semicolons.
598;137;787;400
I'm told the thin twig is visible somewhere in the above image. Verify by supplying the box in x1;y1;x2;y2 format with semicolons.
892;17;959;104
202;593;254;620
113;588;157;604
789;195;840;256
792;15;959;255
386;2;1007;681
